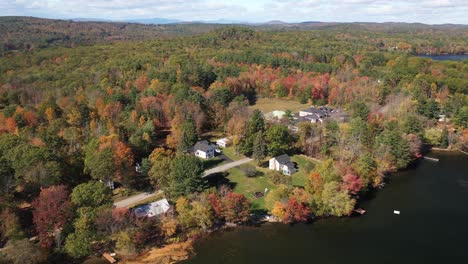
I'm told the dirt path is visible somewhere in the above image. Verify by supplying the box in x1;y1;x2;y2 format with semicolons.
203;157;253;177
114;191;163;208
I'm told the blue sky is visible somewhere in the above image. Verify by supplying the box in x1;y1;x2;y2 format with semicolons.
1;0;467;24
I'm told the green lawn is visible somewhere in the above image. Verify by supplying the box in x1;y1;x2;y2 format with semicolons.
250;97;308;114
221;146;245;161
226;167;277;210
291;155;317;187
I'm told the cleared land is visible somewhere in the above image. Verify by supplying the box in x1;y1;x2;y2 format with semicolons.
290;155;317;187
250;98;309;113
226;167;277;210
222;155;317;210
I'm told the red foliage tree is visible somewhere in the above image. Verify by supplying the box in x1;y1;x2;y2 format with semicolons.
95;207;135;235
222;192;250;223
285;198;311;223
5;117;17;133
208;193;224;219
341;173;363;195
32;185;72;248
23;111;38;127
135;74;149;91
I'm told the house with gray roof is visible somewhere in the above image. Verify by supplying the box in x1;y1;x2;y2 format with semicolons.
269;154;297;176
134;198;171;218
193;140;215;159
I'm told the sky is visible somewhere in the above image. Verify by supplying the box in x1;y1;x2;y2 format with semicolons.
1;0;467;24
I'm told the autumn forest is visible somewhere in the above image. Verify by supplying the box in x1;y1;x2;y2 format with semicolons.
0;17;467;263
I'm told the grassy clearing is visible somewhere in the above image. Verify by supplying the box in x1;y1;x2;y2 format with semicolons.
250;97;308;114
291;155;317;187
226;168;277;210
221;146;245;161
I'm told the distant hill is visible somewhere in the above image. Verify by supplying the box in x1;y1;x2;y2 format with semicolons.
1;16;467;53
264;20;288;25
121;18;182;24
0;16;221;52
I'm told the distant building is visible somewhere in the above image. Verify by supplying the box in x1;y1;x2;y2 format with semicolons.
193;140;215;159
134;198;171;218
290;106;348;130
298;106;333;123
265;110;287;120
269;154;297;176
216;137;232;148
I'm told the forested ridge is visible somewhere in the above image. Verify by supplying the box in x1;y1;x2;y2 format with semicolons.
1;16;467;54
0;21;467;263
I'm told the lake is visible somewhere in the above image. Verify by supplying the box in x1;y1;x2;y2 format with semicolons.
417;54;468;61
182;152;468;264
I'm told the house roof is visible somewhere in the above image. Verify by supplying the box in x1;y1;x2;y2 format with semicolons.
274;154;291;164
134;198;170;218
301;106;332;117
284;162;296;170
194;140;213;152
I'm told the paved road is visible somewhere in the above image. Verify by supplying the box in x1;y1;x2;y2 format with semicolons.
114;190;163;208
203;157;253;177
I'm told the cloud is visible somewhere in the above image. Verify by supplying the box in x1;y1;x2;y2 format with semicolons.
0;0;467;24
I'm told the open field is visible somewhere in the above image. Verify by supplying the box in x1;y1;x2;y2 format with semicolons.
225;168;277;210
250;98;309;113
291;155;317;187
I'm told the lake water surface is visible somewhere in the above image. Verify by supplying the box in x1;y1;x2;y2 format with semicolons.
182;152;468;264
417;54;468;61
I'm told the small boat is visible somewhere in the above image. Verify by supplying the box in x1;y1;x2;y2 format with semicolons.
354;208;366;215
394;210;400;215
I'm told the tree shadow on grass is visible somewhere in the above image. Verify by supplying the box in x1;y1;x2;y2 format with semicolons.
205;172;237;190
202;158;225;170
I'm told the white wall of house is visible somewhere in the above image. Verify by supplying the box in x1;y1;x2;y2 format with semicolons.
269;158;281;171
195;149;214;159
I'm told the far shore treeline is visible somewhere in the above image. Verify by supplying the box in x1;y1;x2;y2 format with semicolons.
0;17;466;263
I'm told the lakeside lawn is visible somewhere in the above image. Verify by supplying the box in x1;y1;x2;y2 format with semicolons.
221;155;317;211
225;167;277;211
291;155;317;187
249;97;309;114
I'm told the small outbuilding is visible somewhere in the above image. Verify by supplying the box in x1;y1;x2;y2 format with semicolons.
216;138;232;148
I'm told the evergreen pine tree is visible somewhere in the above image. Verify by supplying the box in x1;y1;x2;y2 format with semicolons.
252;131;266;165
179;115;198;153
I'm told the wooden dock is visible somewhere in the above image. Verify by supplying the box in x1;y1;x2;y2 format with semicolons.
354;208;366;215
423;156;439;162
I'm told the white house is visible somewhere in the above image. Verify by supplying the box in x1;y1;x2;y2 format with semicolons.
216;138;232;148
193;140;215;159
134;198;171;218
269;154;297;176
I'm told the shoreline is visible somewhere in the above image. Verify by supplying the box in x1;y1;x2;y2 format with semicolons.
124;149;461;263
